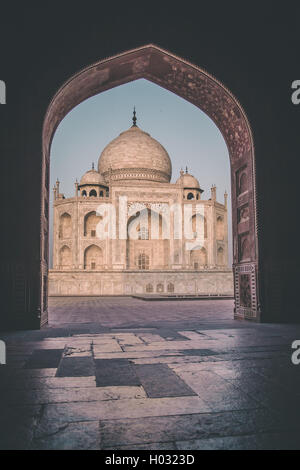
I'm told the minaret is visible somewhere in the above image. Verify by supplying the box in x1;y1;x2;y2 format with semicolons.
211;184;216;201
53;179;60;200
75;179;79;197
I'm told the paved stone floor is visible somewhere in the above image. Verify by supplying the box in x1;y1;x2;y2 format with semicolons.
1;297;300;450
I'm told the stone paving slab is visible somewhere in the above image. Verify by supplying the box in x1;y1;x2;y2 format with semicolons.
0;376;97;390
56;356;95;377
35;396;212;434
108;441;177;450
98;408;279;449
31;421;100;450
93;342;123;353
24;349;64;369
134;364;197;398
0;405;42;450
175;432;300;450
1;385;146;405
95;359;141;387
170;367;260;411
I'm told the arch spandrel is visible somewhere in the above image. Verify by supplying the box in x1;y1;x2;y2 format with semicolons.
43;45;253;164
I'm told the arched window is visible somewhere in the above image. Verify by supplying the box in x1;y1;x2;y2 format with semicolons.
89;189;97;197
84;245;103;269
59;213;72;239
106;189;109;197
217;246;225;265
167;283;174;293
82;190;87;197
187;192;194;200
146;283;153;293
84;211;102;237
99;190;104;197
59;245;72;269
157;283;164;293
137;252;149;270
216;216;224;240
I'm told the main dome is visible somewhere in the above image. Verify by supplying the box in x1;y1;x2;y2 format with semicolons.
98;125;172;183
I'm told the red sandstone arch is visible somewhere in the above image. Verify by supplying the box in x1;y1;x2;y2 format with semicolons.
41;44;260;326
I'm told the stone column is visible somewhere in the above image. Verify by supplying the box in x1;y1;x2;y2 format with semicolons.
224;191;229;267
53;202;58;269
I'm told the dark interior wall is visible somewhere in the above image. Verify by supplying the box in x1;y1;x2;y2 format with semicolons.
0;3;299;328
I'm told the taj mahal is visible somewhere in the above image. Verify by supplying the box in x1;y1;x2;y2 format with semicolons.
48;110;234;297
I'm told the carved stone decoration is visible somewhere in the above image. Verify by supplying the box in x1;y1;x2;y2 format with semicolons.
234;263;259;320
238;204;249;223
240;274;251;308
132;55;151;73
40;44;260;325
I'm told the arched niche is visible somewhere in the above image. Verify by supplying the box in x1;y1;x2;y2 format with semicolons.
84;244;103;270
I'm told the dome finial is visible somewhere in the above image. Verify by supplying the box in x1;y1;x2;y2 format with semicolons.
185;166;188;174
92;162;94;170
132;106;137;127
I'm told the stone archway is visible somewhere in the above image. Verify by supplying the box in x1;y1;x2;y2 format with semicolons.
41;44;260;326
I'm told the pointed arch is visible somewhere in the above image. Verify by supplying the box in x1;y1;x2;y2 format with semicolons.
217;246;225;266
84;211;102;237
59;212;72;239
216;216;224;240
40;44;260;325
191;213;207;239
84;244;103;270
59;245;72;269
191;247;207;269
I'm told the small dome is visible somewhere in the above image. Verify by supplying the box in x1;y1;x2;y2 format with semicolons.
79;169;106;186
98;125;172;183
176;171;200;189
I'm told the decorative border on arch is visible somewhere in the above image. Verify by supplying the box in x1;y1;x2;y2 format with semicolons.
234;263;258;320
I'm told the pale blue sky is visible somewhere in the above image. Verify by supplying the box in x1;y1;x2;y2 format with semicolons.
50;78;232;266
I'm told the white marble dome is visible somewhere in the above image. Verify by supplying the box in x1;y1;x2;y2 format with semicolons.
176;172;200;189
98;125;172;183
79;169;106;186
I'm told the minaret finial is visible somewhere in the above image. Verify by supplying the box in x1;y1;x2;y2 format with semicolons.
92;162;94;170
132;106;137;127
185;166;188;174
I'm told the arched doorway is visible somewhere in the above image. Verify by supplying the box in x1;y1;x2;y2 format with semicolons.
41;44;259;326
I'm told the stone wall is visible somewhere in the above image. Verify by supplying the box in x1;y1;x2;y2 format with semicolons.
48;269;234;296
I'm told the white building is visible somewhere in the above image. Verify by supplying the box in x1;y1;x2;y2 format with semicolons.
49;112;233;296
